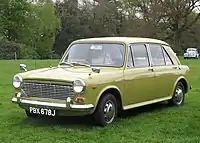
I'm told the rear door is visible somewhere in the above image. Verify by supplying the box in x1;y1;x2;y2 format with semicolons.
148;44;179;99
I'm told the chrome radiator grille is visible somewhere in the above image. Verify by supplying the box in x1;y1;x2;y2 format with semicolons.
21;81;74;100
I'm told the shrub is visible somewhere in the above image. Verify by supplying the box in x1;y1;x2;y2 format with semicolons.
0;41;20;60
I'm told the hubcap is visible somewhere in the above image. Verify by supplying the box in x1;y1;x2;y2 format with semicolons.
103;100;115;124
174;86;184;105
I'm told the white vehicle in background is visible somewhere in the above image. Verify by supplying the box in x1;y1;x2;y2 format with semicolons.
184;48;199;59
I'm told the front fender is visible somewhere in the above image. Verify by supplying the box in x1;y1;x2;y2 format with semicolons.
93;85;123;111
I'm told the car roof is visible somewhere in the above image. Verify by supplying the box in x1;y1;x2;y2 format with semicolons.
72;37;169;46
187;48;197;50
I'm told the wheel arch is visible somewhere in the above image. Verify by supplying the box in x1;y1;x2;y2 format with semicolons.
172;76;189;96
94;86;123;112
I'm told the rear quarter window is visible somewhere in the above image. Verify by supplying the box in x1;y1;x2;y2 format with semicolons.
162;45;180;65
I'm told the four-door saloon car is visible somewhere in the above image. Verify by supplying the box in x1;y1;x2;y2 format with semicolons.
184;48;199;59
12;37;191;126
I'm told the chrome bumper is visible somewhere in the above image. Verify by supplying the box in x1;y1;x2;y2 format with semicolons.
12;92;94;111
184;55;196;57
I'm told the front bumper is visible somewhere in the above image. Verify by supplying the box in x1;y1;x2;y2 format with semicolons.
184;54;197;58
12;92;94;116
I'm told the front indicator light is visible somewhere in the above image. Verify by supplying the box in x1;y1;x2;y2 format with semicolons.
76;97;85;103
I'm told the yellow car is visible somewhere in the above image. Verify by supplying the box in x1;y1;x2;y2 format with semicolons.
12;37;191;126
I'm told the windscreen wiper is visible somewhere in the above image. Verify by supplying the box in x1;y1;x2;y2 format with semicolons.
70;62;91;67
59;62;74;67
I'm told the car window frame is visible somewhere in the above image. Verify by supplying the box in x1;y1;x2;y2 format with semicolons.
148;43;166;67
147;43;175;67
161;45;174;66
59;42;126;68
126;45;134;68
126;43;151;68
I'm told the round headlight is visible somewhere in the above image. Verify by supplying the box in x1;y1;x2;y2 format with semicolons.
73;79;85;93
13;75;23;88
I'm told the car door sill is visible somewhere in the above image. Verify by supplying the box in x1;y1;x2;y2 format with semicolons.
123;96;172;110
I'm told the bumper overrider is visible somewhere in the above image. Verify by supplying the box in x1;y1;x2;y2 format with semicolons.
12;92;94;116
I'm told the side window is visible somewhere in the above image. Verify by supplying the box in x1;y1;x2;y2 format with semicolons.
149;44;165;66
127;46;134;68
163;48;173;65
131;44;149;67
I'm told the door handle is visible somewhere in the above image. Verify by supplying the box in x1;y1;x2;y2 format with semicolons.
172;66;179;69
148;68;154;72
172;66;181;70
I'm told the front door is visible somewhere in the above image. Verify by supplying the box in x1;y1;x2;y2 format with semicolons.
124;44;156;106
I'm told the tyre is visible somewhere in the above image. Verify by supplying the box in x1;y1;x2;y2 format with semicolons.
168;82;185;106
93;93;117;126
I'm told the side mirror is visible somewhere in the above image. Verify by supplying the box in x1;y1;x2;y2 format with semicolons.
20;64;27;72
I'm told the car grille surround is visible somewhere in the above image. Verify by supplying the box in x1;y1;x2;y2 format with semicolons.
21;81;74;100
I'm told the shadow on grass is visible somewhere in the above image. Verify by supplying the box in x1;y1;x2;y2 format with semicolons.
23;115;97;130
22;102;172;129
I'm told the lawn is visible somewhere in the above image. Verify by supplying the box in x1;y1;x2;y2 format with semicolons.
0;58;200;143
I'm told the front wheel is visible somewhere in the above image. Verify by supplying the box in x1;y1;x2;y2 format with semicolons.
168;82;185;106
93;93;117;126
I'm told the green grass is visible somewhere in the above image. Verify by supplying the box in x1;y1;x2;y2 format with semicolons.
0;58;200;143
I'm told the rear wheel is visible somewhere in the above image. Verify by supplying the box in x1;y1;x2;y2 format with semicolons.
168;82;185;106
93;93;117;126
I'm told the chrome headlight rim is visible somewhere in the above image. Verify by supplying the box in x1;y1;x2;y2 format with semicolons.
73;79;86;93
13;75;23;88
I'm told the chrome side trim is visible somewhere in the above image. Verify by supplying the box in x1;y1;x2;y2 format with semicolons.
123;96;172;110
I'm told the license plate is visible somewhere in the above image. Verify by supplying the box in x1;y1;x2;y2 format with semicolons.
29;107;56;116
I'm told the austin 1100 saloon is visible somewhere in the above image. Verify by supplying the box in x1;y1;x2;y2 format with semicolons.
12;37;191;126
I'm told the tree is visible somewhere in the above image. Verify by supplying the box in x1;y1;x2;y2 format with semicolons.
24;1;61;59
54;0;126;55
0;0;31;42
123;0;200;52
53;0;86;55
